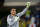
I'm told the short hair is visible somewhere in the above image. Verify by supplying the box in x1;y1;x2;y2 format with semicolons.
12;8;16;9
10;8;16;11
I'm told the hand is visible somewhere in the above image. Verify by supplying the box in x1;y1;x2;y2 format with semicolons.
26;2;31;8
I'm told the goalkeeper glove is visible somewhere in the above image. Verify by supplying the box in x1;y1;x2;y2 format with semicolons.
26;2;31;8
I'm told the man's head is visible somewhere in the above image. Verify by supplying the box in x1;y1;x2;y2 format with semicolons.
10;8;16;15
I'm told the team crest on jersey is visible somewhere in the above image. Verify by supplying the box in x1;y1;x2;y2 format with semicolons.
15;16;20;21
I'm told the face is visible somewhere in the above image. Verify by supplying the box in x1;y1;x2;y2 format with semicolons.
10;9;16;15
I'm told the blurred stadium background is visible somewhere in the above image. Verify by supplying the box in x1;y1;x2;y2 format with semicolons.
0;0;40;27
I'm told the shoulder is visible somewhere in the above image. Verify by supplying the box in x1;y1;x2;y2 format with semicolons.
16;13;21;17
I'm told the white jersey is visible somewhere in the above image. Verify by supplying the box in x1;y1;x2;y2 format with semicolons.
7;8;28;27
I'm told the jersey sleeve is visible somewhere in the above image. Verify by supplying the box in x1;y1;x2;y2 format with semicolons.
16;8;28;17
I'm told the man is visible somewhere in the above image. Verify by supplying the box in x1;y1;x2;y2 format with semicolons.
7;2;31;27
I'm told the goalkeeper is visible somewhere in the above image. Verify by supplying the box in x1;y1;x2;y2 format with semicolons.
7;2;31;27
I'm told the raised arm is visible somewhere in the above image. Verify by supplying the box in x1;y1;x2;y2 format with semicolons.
17;2;31;17
16;8;28;17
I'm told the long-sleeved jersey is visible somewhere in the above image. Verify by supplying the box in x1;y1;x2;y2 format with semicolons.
7;8;28;27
